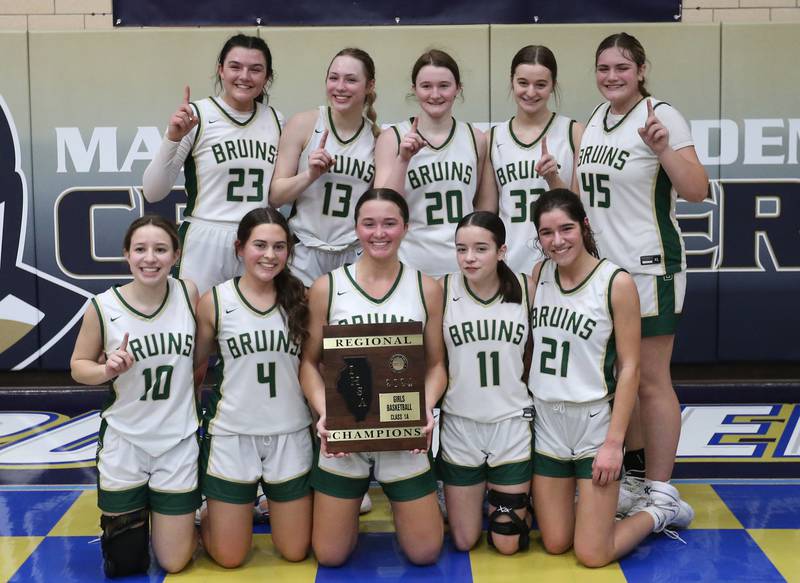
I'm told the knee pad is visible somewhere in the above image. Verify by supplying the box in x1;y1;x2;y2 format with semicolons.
486;490;531;551
100;509;150;578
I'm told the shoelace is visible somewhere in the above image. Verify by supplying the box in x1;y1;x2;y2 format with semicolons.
662;527;688;545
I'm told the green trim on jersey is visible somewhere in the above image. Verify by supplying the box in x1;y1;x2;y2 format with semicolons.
211;285;220;335
344;262;405;304
416;116;457;151
188;102;202;151
488;125;498;168
554;258;607;295
111;284;170;320
91;298;106;350
521;272;531;311
183;154;199;217
327;106;365;145
233;277;278;317
177;278;195;317
210;96;258;127
417;270;429;323
567;119;577;154
466;122;479;159
653;166;683;273
602;97;646;133
391;125;402;155
326;272;335;324
508;112;555;149
463;275;501;306
269;105;282;136
442;273;451;318
602;268;624;395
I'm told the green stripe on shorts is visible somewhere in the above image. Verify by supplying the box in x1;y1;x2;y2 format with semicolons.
98;484;148;514
533;452;593;479
150;488;201;515
438;457;486;486
642;274;681;337
263;472;311;502
381;454;437;502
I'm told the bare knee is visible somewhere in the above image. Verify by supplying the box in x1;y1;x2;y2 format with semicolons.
277;541;310;563
157;553;193;574
540;532;572;556
404;541;442;566
575;546;613;569
492;534;523;556
313;540;355;567
450;526;480;552
210;548;248;569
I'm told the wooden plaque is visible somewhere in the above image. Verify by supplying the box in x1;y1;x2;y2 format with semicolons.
322;321;427;453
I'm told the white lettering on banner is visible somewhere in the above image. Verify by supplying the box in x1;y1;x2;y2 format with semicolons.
56;126;162;173
677;405;779;458
690;119;800;166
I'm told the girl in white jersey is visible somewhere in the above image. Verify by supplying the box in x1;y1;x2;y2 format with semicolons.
375;50;487;278
270;48;379;287
529;189;692;567
143;34;283;295
71;215;199;577
193;207;313;567
440;211;535;555
479;45;583;274
302;188;447;566
577;33;708;515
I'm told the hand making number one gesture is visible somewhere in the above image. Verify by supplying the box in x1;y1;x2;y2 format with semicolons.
398;116;427;162
308;129;335;180
104;332;134;380
534;135;559;186
167;86;199;142
637;98;669;155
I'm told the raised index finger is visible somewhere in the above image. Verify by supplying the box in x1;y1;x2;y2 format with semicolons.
183;85;191;105
541;135;549;156
319;129;328;150
119;332;129;352
646;98;655;118
411;116;419;134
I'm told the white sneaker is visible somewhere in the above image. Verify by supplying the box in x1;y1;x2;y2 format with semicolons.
253;493;270;524
360;492;373;514
617;473;647;517
633;480;694;532
195;497;207;526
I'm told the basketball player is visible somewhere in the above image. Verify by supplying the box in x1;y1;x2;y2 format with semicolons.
270;48;378;287
577;33;708;515
70;216;199;577
480;45;582;274
193;208;313;567
439;211;534;555
301;188;446;566
529;189;693;567
143;34;282;295
375;50;486;278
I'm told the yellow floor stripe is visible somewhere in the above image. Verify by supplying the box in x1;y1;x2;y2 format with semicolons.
358;487;396;533
0;536;44;581
469;533;626;583
676;484;742;529
170;534;317;582
748;529;800;583
48;490;100;536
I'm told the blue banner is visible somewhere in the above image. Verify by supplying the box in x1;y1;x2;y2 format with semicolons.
112;1;682;27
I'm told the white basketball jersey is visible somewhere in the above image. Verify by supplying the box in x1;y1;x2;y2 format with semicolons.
184;97;281;224
578;98;692;275
290;106;376;250
393;118;479;277
442;273;532;423
491;114;575;274
207;278;311;436
328;263;427;326
93;278;198;457
529;259;624;403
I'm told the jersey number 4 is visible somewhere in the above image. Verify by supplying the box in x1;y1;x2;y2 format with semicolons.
257;362;277;398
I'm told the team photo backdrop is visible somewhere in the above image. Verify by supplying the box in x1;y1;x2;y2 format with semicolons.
0;22;798;370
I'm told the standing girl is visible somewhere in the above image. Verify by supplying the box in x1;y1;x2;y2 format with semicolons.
577;33;708;514
480;45;582;274
70;215;199;577
439;211;534;554
301;188;446;566
270;48;378;287
375;50;486;278
143;34;282;295
193;208;312;567
529;189;691;567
